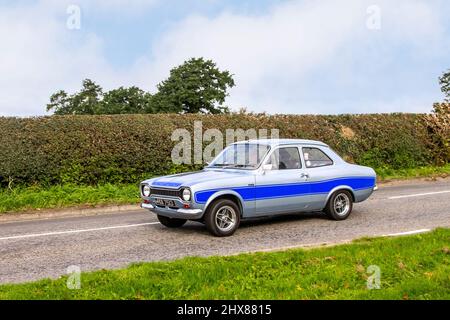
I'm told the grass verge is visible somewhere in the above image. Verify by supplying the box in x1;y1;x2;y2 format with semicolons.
0;228;448;299
0;164;448;214
0;184;140;213
375;163;450;180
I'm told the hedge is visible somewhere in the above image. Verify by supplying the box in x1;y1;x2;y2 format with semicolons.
0;112;448;187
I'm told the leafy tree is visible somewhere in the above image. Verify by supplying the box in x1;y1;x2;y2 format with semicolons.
46;90;71;114
149;92;181;114
155;57;235;114
47;79;103;115
99;86;152;114
46;58;235;115
439;69;450;101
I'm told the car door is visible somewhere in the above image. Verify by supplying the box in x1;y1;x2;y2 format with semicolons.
301;146;336;210
254;146;311;216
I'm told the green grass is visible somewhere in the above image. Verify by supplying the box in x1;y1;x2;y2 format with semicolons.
0;184;140;213
375;163;450;180
0;164;448;214
0;228;448;300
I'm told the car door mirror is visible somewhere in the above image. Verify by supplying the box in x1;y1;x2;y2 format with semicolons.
262;164;272;171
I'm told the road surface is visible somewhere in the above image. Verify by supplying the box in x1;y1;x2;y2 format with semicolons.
0;178;449;284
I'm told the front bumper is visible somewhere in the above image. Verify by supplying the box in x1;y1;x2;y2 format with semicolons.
140;202;203;220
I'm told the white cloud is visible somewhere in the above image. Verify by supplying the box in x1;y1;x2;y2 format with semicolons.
0;0;447;116
41;0;158;14
131;0;448;114
0;1;121;116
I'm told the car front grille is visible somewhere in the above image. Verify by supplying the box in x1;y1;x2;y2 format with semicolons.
149;187;181;198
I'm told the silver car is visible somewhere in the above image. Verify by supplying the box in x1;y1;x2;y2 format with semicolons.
140;139;377;236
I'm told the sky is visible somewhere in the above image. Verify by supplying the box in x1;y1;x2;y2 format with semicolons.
0;0;449;116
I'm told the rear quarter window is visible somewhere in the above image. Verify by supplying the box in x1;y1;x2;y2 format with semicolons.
302;147;333;168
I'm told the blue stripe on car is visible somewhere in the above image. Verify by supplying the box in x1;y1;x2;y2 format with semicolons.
152;181;183;187
194;176;376;203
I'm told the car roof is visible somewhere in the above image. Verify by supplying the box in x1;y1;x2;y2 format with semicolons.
232;139;328;147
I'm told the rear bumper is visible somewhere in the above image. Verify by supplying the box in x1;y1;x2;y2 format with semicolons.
140;202;203;220
354;187;375;202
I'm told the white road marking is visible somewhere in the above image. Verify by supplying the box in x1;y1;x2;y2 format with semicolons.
0;222;159;241
388;190;450;200
381;229;431;237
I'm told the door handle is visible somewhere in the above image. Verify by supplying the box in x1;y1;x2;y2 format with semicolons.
300;173;309;179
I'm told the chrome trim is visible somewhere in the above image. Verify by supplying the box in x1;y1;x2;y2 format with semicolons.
141;203;155;209
176;208;202;215
141;202;202;215
373;184;378;191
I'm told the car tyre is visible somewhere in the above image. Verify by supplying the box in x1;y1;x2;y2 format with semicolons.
205;199;241;237
157;214;187;228
324;190;353;220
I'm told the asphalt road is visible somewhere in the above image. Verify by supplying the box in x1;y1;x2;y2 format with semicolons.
0;178;449;284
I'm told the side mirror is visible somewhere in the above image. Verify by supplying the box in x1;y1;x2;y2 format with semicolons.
262;164;272;171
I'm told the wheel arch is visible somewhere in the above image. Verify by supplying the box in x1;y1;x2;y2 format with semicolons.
325;185;355;204
203;190;244;217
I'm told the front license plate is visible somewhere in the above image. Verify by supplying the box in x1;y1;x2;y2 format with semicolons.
154;198;176;207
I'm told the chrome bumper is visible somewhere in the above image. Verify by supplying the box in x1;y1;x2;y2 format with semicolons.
140;202;155;210
373;184;378;191
140;202;203;219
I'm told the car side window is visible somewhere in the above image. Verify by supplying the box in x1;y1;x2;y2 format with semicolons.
302;147;333;168
266;147;301;170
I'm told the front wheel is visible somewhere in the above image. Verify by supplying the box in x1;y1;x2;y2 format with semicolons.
324;190;353;220
204;199;241;237
157;215;187;228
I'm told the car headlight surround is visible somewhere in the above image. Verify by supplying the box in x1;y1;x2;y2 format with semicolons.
142;185;151;197
182;188;191;201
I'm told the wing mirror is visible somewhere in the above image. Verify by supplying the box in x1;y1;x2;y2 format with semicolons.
262;164;272;171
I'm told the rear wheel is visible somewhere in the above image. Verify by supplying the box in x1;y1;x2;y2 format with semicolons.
204;199;241;237
324;190;353;220
157;215;187;228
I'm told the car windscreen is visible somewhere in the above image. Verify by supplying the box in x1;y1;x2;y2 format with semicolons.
208;144;270;169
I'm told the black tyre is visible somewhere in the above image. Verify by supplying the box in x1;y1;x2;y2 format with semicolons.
204;199;241;237
157;215;187;228
324;190;353;220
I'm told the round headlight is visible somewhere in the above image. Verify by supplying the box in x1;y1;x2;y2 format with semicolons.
143;185;151;197
182;188;191;201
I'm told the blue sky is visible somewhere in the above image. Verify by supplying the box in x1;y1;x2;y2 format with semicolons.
0;0;449;116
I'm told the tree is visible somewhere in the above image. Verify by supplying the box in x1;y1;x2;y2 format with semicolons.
47;79;103;115
155;57;235;114
46;90;71;114
99;86;152;114
439;69;450;101
46;58;235;115
47;80;152;115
